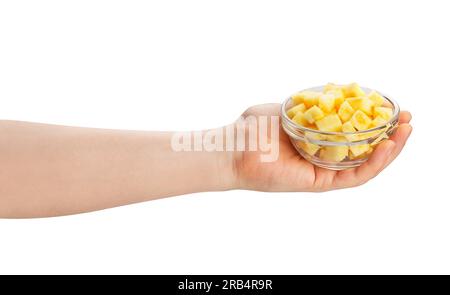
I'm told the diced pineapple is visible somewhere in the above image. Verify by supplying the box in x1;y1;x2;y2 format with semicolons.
323;83;341;92
287;103;306;118
315;114;342;132
325;134;347;142
305;131;327;141
291;92;303;105
343;83;366;98
350;110;372;130
303;92;321;108
319;146;349;162
318;94;335;113
325;88;345;108
292;111;309;127
292;91;321;105
298;141;320;156
349;144;370;157
342;121;358;141
374;107;393;120
342;121;356;132
303;105;325;124
358;129;383;141
368;91;385;107
346;97;374;116
371;115;387;127
337;100;355;122
349;146;373;160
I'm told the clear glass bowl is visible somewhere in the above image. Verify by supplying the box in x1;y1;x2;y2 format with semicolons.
281;86;400;170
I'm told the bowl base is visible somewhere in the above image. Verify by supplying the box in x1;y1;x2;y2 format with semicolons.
290;138;368;170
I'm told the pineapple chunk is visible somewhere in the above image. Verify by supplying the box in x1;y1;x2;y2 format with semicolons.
292;111;309;127
343;83;366;98
337;100;355;122
350;144;370;157
303;105;325;124
350;110;372;130
298;141;321;156
287;103;306;118
292;91;321;107
303;92;321;108
319;146;349;162
346;97;374;116
368;91;385;107
358;129;383;140
318;94;335;113
374;107;393;120
342;121;358;141
342;121;356;132
315;114;342;132
323;83;341;92
325;88;345;109
325;134;347;142
305;131;327;141
291;93;302;104
371;115;388;127
292;91;321;105
349;146;373;160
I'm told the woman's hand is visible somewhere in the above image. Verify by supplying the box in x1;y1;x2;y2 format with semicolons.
233;103;412;192
0;105;412;217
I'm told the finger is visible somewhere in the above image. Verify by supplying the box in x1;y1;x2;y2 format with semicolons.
383;123;412;168
334;140;395;188
399;111;412;124
354;140;396;183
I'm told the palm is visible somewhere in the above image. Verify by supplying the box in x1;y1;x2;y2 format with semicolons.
235;103;412;192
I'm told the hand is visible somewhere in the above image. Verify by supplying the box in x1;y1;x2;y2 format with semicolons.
233;103;412;192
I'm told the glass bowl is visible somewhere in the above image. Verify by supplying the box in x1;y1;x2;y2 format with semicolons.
281;86;400;170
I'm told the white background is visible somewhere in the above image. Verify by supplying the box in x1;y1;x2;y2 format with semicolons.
0;0;448;274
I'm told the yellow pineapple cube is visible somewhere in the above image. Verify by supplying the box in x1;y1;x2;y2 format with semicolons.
371;115;388;127
303;92;321;108
342;121;356;132
292;111;309;127
287;103;306;118
318;94;335;113
368;91;385;107
374;107;393;120
325;88;345;109
358;129;383;141
350;110;372;130
319;146;349;162
323;83;341;92
346;97;374;116
350;144;370;157
291;92;303;105
349;145;373;160
292;91;321;107
315;114;342;132
343;83;366;98
303;105;325;124
305;131;327;141
325;134;347;142
342;121;358;141
337;100;355;122
298;141;320;156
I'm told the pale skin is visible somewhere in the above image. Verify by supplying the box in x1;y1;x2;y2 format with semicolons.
0;104;412;218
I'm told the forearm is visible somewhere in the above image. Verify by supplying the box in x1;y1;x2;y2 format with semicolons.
0;121;236;218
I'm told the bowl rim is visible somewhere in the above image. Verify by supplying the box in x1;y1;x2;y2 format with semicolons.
281;85;400;136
